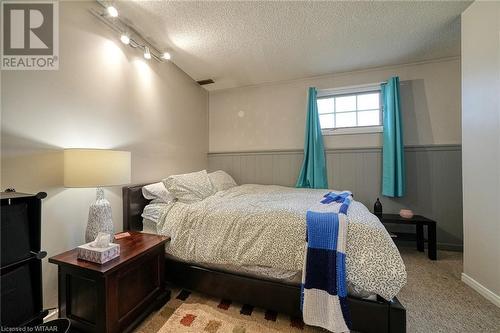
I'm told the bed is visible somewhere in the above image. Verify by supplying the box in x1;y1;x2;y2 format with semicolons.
123;182;407;333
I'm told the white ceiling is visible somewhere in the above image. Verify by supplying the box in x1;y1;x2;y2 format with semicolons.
117;1;471;91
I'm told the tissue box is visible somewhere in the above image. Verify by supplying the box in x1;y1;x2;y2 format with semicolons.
77;242;120;264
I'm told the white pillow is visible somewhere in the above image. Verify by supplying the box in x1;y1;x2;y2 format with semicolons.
141;202;169;224
163;170;216;204
209;170;237;192
142;182;174;203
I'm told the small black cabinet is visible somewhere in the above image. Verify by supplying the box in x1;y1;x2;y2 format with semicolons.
1;192;48;328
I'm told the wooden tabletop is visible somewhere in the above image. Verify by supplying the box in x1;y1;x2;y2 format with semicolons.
379;213;436;224
1;192;34;199
48;232;169;274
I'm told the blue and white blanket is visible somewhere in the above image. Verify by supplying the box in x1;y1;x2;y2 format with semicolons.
301;191;353;332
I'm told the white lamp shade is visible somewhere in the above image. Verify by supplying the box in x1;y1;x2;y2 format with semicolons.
64;149;131;188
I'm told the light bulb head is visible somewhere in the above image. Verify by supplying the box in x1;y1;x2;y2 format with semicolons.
161;52;171;60
107;6;118;17
144;46;151;60
120;34;130;45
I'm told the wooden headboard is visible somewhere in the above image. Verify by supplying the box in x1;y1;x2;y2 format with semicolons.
122;182;155;231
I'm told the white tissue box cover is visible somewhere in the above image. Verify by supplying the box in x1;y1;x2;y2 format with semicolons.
77;242;120;264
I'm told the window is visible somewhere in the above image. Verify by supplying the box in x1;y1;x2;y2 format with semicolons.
317;87;382;134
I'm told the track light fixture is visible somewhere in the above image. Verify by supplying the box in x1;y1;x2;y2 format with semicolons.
120;34;130;45
106;6;118;17
144;47;151;60
92;1;173;63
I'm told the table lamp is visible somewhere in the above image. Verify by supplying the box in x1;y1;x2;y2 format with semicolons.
64;149;131;243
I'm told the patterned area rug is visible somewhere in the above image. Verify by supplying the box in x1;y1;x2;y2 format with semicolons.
135;288;323;333
158;303;282;333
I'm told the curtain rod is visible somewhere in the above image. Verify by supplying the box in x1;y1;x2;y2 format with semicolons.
319;82;385;91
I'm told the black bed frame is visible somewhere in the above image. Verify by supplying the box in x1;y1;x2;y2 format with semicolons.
123;183;406;333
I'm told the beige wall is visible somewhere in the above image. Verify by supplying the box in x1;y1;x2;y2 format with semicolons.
461;1;500;306
1;1;208;308
209;58;461;152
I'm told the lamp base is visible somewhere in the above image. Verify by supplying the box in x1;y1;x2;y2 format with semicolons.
85;188;114;243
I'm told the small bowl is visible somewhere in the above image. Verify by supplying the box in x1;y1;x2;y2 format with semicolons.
399;209;414;219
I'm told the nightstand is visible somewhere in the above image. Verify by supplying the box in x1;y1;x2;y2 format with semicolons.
378;214;437;260
49;232;170;333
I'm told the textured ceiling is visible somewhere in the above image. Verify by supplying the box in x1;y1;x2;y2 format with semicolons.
117;1;471;91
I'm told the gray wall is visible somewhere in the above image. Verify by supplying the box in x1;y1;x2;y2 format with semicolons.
209;144;462;250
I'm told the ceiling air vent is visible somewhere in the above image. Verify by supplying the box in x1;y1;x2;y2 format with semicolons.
196;79;215;86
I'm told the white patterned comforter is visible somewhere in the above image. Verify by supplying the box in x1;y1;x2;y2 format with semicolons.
156;184;406;300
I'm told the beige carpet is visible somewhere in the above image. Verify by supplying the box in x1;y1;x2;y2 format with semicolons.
135;248;500;333
397;247;500;332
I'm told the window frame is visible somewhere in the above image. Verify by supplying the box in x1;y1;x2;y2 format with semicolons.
317;84;383;136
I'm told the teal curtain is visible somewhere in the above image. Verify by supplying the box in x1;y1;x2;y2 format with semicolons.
296;87;328;189
381;77;405;197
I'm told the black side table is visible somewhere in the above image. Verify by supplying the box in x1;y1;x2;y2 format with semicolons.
378;214;437;260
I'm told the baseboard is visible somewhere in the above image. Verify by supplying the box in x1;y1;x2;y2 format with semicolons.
437;242;463;252
461;273;500;307
394;240;463;252
43;309;58;322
